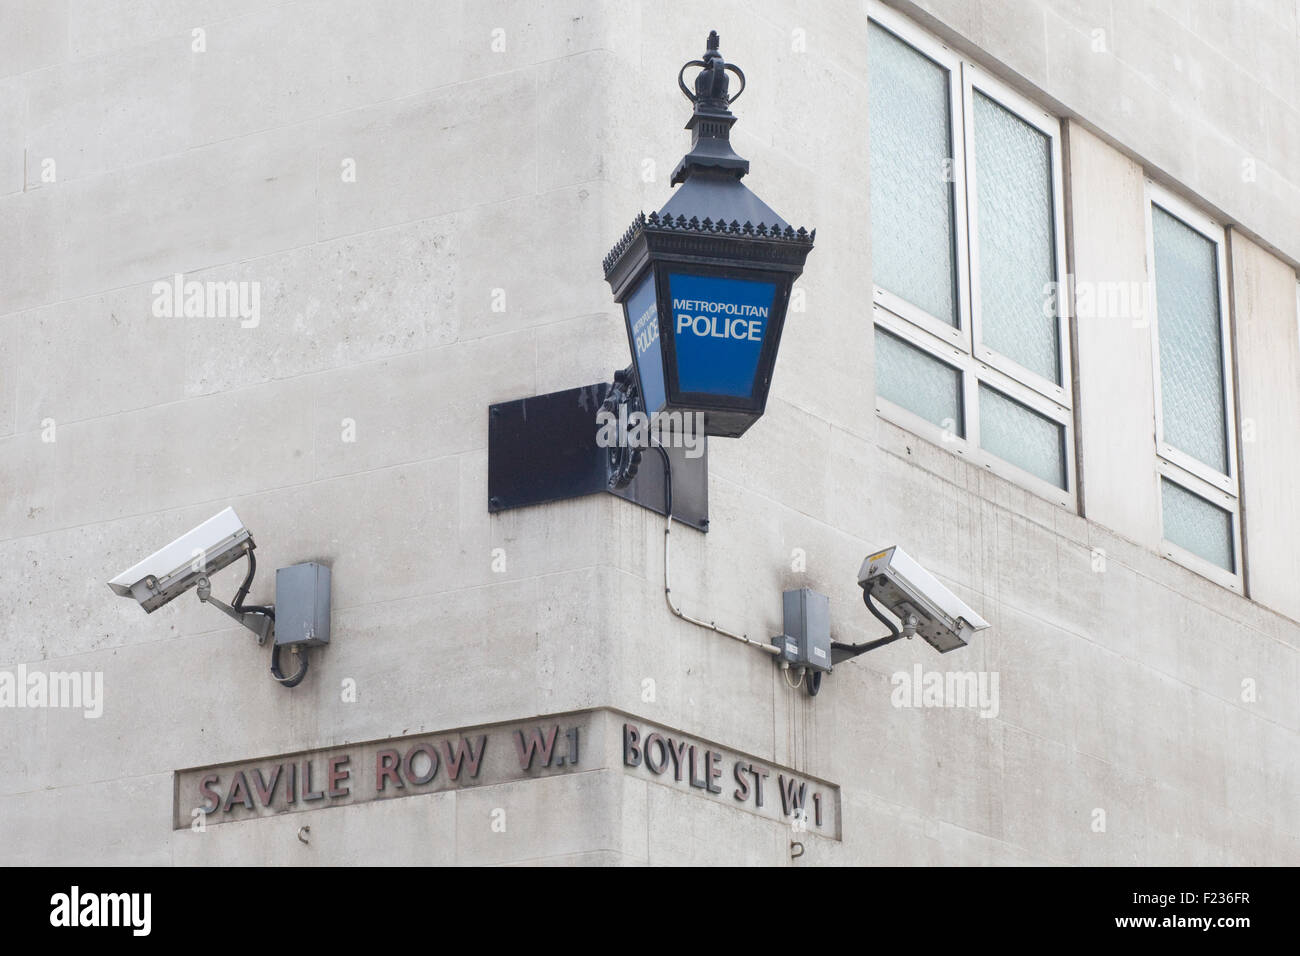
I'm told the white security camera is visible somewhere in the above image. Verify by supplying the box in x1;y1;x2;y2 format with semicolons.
108;507;330;688
108;507;252;612
855;546;989;654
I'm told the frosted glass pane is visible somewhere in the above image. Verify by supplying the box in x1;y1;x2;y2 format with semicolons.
875;328;963;434
869;24;957;326
973;92;1059;382
979;385;1065;488
1152;206;1228;473
1162;478;1234;571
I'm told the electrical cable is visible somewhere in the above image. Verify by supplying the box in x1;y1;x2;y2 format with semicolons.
270;643;309;687
830;587;906;658
861;587;901;641
658;446;780;658
232;549;275;619
658;444;673;519
233;548;255;609
231;547;303;685
782;665;805;689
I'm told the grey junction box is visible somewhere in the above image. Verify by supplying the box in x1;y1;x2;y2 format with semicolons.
773;587;832;672
274;562;331;647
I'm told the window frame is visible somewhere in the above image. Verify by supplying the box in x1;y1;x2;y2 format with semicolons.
1143;180;1243;591
962;64;1073;409
867;3;1075;511
866;7;970;350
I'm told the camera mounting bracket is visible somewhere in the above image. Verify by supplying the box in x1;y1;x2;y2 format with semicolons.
196;576;273;644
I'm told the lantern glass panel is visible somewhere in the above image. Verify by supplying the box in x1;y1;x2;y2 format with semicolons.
668;272;777;398
626;272;667;414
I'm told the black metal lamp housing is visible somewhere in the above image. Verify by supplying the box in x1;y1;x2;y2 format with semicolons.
603;31;815;439
486;30;811;528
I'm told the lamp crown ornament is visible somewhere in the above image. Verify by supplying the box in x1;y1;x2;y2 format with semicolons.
672;31;749;185
685;30;742;109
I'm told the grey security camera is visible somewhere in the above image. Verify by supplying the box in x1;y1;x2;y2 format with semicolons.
108;507;329;688
770;547;991;699
108;507;253;613
856;546;990;653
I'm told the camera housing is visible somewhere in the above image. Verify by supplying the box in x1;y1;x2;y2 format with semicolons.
857;546;989;653
108;507;252;612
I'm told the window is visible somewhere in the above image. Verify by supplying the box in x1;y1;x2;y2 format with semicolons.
1145;183;1242;588
867;5;1073;508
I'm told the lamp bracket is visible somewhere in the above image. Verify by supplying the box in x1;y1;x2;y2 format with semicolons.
488;378;709;532
601;366;643;490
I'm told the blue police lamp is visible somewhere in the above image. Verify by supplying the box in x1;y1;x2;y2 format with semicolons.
487;30;812;529
603;31;815;438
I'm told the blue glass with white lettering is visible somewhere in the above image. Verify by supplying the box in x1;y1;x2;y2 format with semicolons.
626;273;667;414
669;273;777;397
